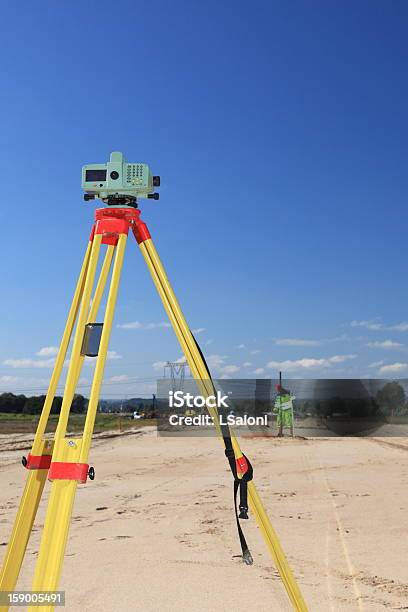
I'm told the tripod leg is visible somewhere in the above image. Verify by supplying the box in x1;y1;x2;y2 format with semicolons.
80;234;126;462
28;233;102;602
0;240;92;604
135;231;308;612
29;235;126;607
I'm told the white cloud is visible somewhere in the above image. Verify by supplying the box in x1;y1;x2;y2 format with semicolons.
389;322;408;332
152;361;167;371
329;354;357;363
202;355;240;376
175;356;187;364
250;349;260;355
3;357;56;369
379;362;408;375
36;346;59;356
6;344;122;371
0;375;21;384
367;340;403;349
368;360;384;368
206;339;214;345
236;344;245;349
326;334;350;343
206;354;228;367
351;319;408;333
266;358;325;371
154;322;172;329
117;321;171;330
274;338;321;347
0;375;54;392
221;364;240;374
242;362;252;367
253;367;265;375
107;374;129;383
266;354;357;371
351;319;383;331
81;350;122;365
192;327;206;334
117;321;143;329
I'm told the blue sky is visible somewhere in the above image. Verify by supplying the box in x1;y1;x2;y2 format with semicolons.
1;1;408;397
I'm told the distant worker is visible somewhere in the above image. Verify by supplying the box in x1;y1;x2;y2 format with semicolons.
274;384;295;437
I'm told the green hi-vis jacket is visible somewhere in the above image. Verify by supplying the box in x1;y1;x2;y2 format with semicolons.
274;394;295;412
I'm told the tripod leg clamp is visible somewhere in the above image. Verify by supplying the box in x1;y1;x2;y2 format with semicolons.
48;462;91;484
132;218;151;244
22;453;52;470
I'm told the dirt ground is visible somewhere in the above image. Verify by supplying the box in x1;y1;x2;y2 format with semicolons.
1;428;408;611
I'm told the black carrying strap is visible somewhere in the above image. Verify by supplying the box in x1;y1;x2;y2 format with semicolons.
223;430;254;565
193;337;254;565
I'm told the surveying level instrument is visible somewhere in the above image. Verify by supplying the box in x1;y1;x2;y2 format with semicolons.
82;151;160;206
0;153;308;612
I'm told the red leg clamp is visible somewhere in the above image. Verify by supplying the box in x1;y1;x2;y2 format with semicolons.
48;462;91;484
23;453;52;470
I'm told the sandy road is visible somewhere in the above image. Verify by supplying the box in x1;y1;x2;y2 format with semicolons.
1;429;407;611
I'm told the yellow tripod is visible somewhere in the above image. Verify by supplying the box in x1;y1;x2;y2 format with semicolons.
0;206;308;611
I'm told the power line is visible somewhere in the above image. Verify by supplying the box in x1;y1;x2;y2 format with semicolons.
0;375;160;395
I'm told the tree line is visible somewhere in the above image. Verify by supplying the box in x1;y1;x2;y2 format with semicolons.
295;381;408;417
1;382;407;418
234;382;408;419
0;393;88;415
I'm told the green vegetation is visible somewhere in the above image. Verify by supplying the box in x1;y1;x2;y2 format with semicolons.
0;392;87;415
0;411;156;435
0;392;157;434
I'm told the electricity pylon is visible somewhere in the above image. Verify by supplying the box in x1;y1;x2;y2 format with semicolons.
164;361;189;393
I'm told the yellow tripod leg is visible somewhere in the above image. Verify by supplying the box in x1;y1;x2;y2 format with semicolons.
137;236;308;612
0;443;52;612
0;241;92;608
29;235;126;611
29;234;102;604
31;241;93;455
80;235;127;462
